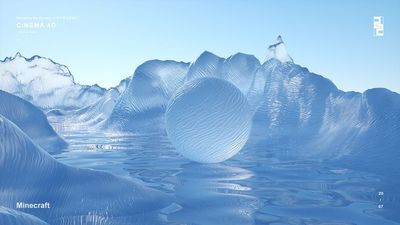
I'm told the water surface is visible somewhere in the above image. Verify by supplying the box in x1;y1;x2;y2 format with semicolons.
50;124;400;225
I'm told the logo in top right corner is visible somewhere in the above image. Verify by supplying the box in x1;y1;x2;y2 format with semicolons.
373;16;384;37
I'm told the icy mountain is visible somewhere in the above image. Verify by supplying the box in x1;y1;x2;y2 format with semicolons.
0;53;106;109
73;88;121;126
186;51;261;96
0;115;172;224
1;36;398;166
63;76;132;127
101;36;399;166
115;76;131;94
339;88;400;175
104;52;261;132
104;60;190;131
0;90;67;152
251;58;400;163
265;35;293;63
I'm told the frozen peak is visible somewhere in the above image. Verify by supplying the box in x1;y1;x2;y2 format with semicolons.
266;35;293;63
15;52;22;58
198;50;221;60
11;52;26;61
276;35;284;44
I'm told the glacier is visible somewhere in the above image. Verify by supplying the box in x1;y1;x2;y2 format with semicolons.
265;35;293;63
0;53;106;109
66;77;131;128
0;90;67;152
183;51;264;113
10;35;395;167
95;36;397;167
250;57;400;168
0;35;399;224
0;36;398;166
103;51;261;133
103;60;190;132
0;115;172;224
185;51;260;95
72;88;121;127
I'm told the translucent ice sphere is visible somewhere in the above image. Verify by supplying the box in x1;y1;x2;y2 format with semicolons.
166;78;252;163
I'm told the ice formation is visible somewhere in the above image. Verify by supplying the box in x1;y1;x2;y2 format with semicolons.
57;76;132;128
186;51;261;96
0;53;105;109
0;207;49;225
251;58;400;165
98;39;399;166
104;60;190;131
0;90;67;151
265;36;293;63
0;35;398;167
0;115;172;223
166;78;252;163
114;76;131;94
73;88;121;126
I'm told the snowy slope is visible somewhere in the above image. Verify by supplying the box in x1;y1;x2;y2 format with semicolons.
0;90;67;152
0;53;105;109
0;115;172;224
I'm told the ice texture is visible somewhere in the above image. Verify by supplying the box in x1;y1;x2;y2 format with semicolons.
55;76;132;128
166;78;252;163
185;51;262;114
265;36;293;63
104;60;190;131
102;52;261;133
0;90;67;151
186;51;261;96
1;36;399;168
98;45;399;167
114;76;131;94
0;207;49;225
73;88;121;126
0;115;172;224
0;53;106;109
251;58;400;170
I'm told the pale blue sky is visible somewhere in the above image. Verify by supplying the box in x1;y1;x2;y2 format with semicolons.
0;0;399;92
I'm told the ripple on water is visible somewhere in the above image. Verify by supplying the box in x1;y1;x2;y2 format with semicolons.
50;129;400;225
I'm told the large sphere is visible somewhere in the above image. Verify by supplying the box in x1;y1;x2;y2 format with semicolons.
165;78;252;163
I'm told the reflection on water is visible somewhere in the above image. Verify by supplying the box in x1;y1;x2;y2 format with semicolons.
168;163;259;225
50;125;400;225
